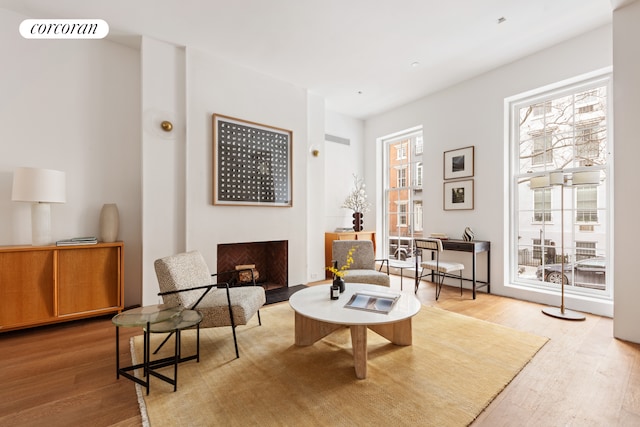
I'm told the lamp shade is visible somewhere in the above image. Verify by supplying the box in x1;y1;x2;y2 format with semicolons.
549;171;564;186
572;170;600;186
530;175;550;189
11;167;66;203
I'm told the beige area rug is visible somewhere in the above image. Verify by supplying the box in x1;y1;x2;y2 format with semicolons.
132;303;548;427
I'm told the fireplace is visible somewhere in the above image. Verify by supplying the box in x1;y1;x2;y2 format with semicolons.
217;240;288;291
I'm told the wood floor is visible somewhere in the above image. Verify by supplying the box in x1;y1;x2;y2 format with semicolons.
1;275;639;426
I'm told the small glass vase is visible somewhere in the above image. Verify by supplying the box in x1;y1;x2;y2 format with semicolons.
333;276;346;293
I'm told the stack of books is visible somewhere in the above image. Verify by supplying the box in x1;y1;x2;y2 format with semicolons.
56;237;98;246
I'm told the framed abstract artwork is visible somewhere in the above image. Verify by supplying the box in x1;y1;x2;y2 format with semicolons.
443;179;474;210
213;114;292;207
443;146;474;180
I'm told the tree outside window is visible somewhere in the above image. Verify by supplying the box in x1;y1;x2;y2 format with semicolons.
532;134;552;166
511;73;610;297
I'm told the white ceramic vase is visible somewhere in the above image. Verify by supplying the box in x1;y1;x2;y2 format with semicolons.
100;203;119;242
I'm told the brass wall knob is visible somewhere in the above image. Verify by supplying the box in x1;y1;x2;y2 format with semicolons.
160;120;173;132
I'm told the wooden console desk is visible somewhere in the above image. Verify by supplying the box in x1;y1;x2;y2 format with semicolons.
420;239;490;299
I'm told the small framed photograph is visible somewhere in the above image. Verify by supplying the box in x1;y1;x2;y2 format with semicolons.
443;179;474;210
443;146;474;180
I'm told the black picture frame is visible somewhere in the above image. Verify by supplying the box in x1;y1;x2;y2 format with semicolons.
443;146;474;180
443;179;474;210
212;114;292;207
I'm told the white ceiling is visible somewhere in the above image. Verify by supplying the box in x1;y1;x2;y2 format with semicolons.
1;0;617;119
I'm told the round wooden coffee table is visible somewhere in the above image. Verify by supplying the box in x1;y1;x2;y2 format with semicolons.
289;283;421;379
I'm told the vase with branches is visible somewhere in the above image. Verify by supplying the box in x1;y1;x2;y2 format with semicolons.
342;174;371;231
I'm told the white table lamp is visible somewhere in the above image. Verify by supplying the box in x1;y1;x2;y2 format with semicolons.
11;167;66;246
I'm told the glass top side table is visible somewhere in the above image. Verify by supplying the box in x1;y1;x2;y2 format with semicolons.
112;303;182;328
112;305;202;394
148;309;203;333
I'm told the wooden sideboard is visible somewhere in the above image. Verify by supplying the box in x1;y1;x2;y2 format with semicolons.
324;231;376;279
0;242;124;332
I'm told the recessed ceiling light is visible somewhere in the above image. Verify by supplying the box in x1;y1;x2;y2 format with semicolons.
497;16;506;24
357;90;363;95
411;61;420;68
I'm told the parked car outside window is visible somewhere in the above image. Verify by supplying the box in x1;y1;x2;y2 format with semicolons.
536;257;606;290
389;237;414;260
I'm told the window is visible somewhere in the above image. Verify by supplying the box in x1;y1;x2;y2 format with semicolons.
576;186;598;222
414;202;423;232
396;144;407;160
576;241;596;261
397;166;407;187
397;202;408;227
510;71;611;298
532;134;552;165
383;130;423;260
532;238;551;263
415;136;423;155
415;162;423;187
533;189;551;222
576;127;602;166
532;100;552;116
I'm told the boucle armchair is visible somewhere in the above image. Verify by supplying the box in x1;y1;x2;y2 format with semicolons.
332;240;390;287
154;250;266;358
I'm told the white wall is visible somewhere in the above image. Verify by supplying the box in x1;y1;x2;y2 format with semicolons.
612;0;640;342
0;8;142;307
307;93;326;282
1;8;323;307
324;111;367;233
365;25;614;316
139;45;315;303
181;48;310;292
140;37;186;306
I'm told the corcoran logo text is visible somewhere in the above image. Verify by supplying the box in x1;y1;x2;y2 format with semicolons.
20;19;109;39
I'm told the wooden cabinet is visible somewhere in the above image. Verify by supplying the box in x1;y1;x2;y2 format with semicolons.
324;231;376;279
0;242;124;332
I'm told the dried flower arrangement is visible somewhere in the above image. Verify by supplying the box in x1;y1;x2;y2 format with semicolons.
341;174;371;213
